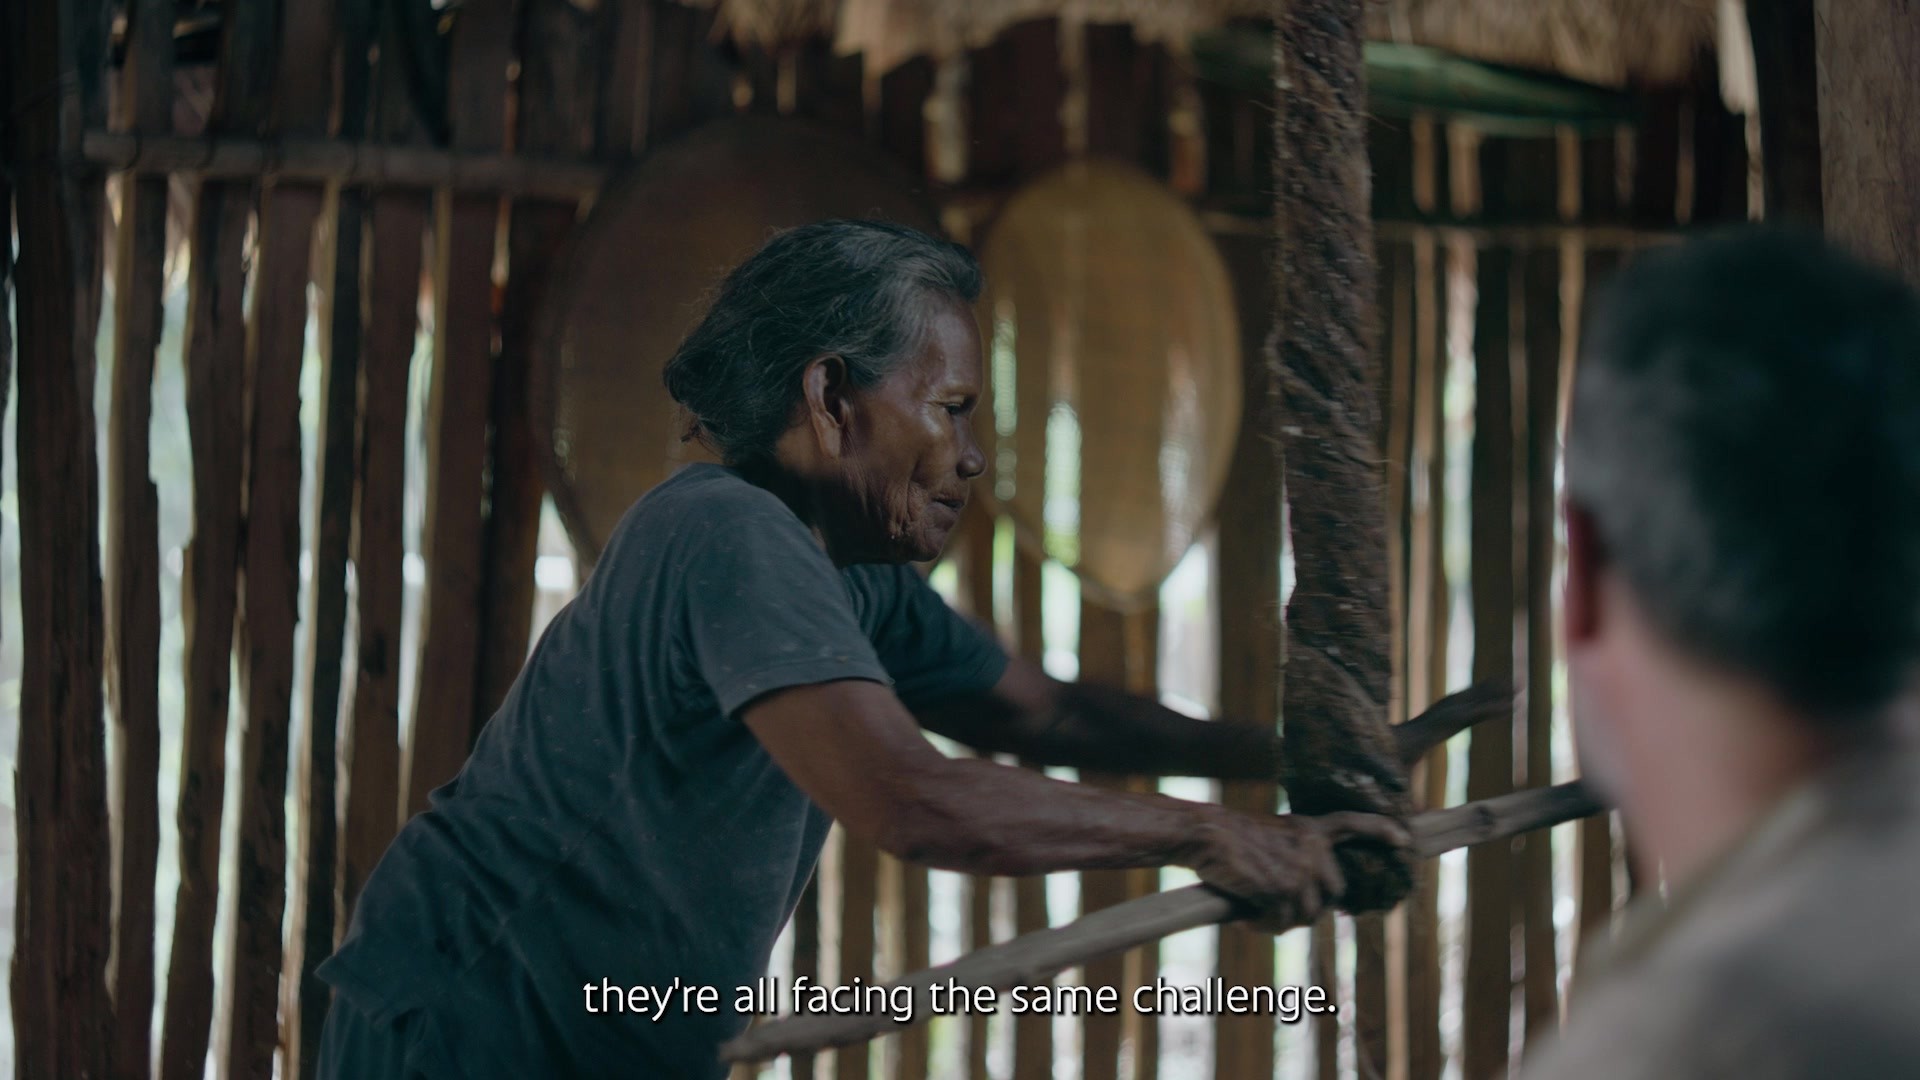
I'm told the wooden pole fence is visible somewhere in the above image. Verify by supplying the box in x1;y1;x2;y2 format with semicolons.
721;780;1607;1065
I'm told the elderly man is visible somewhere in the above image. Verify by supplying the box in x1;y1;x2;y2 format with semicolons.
1524;230;1920;1078
315;219;1410;1078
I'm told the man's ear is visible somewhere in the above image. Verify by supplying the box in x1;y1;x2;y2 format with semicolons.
1564;500;1605;646
801;354;854;458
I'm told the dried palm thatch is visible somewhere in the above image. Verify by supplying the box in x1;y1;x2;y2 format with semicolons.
674;0;1726;86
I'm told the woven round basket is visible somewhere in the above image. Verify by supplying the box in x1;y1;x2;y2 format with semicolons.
533;116;943;562
976;158;1243;611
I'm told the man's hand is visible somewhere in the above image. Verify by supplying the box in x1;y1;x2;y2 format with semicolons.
1186;810;1412;933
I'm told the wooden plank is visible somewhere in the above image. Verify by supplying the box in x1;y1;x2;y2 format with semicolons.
6;0;113;1072
157;0;278;1070
596;0;654;156
1816;0;1920;284
898;858;933;1079
837;833;881;1080
1519;245;1563;1047
1078;602;1132;1080
404;0;516;817
794;36;868;137
1084;23;1171;177
1462;225;1517;1080
339;9;434;928
1212;229;1281;1080
790;877;823;1080
966;19;1068;187
646;0;734;146
1747;0;1822;225
1573;246;1622;975
1630;89;1684;225
283;0;377;1070
953;507;997;1080
877;56;935;179
221;0;338;1071
1405;226;1443;1076
341;190;430;921
1310;917;1339;1080
1010;550;1052;1080
105;1;174;1075
1358;235;1415;1080
474;0;598;729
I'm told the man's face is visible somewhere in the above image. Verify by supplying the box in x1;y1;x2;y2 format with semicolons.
832;300;987;562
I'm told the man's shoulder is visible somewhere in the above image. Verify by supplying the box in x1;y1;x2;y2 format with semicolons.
604;464;812;560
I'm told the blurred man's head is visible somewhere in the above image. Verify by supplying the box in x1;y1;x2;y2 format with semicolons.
1562;229;1920;876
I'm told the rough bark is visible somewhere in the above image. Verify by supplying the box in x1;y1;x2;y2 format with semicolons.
1270;0;1413;912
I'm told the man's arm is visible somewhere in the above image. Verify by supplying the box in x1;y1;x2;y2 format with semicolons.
742;677;1407;926
915;657;1286;780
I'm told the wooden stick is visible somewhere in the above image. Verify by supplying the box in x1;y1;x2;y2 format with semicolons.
720;781;1606;1065
80;130;612;196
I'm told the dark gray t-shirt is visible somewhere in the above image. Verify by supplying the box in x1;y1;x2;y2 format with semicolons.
318;463;1008;1077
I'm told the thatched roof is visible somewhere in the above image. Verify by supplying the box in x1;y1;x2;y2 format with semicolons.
678;0;1733;89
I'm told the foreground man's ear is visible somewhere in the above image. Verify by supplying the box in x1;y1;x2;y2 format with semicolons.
802;354;854;458
1563;500;1604;647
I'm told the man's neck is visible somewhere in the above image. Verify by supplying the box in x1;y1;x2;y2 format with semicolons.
1620;679;1836;889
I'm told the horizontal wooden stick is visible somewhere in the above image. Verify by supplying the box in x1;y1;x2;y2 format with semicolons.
79;131;612;198
1393;680;1512;767
720;780;1606;1064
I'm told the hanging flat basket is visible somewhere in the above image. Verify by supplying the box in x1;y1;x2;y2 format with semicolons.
534;116;943;562
977;158;1243;612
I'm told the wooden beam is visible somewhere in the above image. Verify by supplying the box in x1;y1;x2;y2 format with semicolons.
221;0;337;1066
837;831;881;1080
6;0;113;1072
339;15;431;933
953;505;997;1080
1212;230;1281;1080
157;0;277;1068
1519;244;1563;1046
723;782;1609;1065
473;0;599;732
1815;0;1920;284
1747;0;1822;225
1462;169;1518;1080
1573;247;1624;974
404;0;516;817
282;0;377;1072
1403;122;1452;1080
1010;552;1052;1080
105;1;174;1075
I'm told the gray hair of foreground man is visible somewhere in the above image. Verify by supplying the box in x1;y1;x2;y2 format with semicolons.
663;218;983;464
1565;228;1920;723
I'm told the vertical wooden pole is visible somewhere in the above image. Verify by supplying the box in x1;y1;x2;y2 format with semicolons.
1519;242;1563;1047
474;0;600;728
1212;230;1281;1080
339;10;432;931
158;0;276;1070
836;834;881;1080
952;505;997;1080
1270;11;1400;1080
1462;137;1516;1080
1746;0;1823;225
5;0;112;1073
404;0;517;816
284;0;377;1071
1572;246;1620;977
967;20;1068;1080
223;0;337;1066
1010;552;1053;1080
1402;229;1452;1080
105;1;175;1075
1816;0;1920;285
